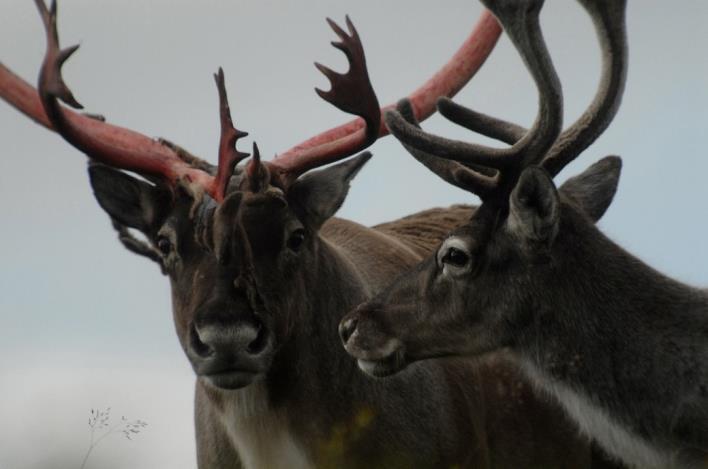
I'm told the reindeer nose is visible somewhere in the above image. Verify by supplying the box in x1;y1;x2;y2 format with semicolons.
190;319;269;359
339;316;358;345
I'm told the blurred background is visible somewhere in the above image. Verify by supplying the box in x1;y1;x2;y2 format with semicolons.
1;0;707;467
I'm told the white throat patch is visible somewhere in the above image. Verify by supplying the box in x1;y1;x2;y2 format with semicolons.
221;381;313;469
520;360;672;469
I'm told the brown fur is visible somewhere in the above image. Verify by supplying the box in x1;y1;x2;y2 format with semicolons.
374;204;473;256
88;157;617;468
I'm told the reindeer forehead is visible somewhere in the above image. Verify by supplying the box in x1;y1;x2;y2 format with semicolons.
241;192;288;222
236;192;291;249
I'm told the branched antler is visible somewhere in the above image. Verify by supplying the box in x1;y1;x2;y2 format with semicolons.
267;16;381;188
394;99;498;198
386;0;627;205
435;0;627;178
268;12;503;188
316;16;380;144
30;0;216;192
213;68;250;200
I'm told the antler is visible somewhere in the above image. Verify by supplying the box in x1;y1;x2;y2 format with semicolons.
267;11;502;188
31;0;218;193
386;0;563;205
542;0;627;176
387;0;627;204
1;2;503;199
214;68;250;200
436;0;627;177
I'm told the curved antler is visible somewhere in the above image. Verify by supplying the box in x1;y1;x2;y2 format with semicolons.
386;0;562;178
387;0;626;205
422;0;628;179
393;99;499;198
541;0;627;176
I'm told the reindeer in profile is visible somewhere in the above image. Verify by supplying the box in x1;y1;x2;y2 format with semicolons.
340;0;707;467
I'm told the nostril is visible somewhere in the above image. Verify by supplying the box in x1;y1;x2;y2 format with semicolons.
190;323;214;358
247;322;268;355
339;317;358;344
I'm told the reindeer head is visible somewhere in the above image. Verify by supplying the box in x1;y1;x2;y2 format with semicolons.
10;1;502;389
340;0;628;377
90;150;373;389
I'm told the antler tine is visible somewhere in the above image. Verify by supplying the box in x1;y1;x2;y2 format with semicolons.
29;0;215;192
386;0;562;175
542;0;627;176
35;0;82;110
213;68;249;201
437;97;524;145
246;142;269;193
385;108;512;168
395;99;498;197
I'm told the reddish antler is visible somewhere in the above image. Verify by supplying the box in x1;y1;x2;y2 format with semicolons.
1;2;502;199
30;0;217;192
270;11;502;187
214;68;249;200
0;59;209;187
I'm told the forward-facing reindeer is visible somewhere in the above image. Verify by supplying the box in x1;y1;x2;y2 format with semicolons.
1;1;628;468
341;0;708;467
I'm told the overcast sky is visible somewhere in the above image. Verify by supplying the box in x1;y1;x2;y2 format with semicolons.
2;1;708;468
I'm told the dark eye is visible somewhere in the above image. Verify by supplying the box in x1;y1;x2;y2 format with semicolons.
442;247;469;268
157;237;172;255
287;229;306;252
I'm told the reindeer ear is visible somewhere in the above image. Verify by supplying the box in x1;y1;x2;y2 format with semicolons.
288;152;372;230
558;156;621;222
507;167;559;249
88;163;171;234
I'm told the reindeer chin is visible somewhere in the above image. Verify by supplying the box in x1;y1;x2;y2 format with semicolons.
202;370;259;390
356;348;407;378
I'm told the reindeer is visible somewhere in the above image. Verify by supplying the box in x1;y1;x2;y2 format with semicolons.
341;0;708;467
1;1;628;468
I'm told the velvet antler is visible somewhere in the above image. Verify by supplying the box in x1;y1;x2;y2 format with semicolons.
386;0;627;205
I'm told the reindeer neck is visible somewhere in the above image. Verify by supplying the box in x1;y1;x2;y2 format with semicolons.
513;205;708;468
259;218;434;442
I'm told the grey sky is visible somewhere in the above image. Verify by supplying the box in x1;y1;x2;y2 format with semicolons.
1;1;707;468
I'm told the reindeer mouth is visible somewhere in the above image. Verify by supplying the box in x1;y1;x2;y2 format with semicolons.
340;313;408;377
202;368;259;390
196;354;271;390
356;346;407;378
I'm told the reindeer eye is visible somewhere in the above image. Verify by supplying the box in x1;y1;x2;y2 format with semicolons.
287;229;306;252
442;247;469;268
156;237;172;255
